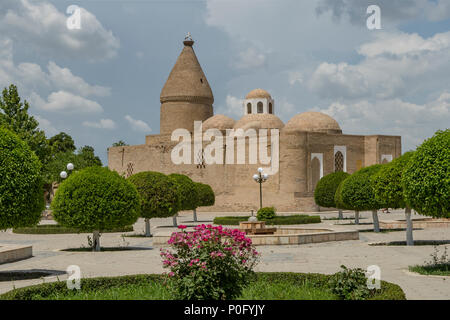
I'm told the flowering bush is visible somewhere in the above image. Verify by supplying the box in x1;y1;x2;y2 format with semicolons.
160;224;259;300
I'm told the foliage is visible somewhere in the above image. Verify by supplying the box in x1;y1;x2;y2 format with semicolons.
161;224;260;300
334;179;353;210
0;273;406;300
48;132;76;154
0;127;44;230
257;207;276;220
340;165;385;211
372;152;415;209
213;215;321;225
314;172;350;208
402;129;450;217
409;246;450;276
195;183;215;208
328;265;374;300
127;171;180;219
78;145;102;167
111;140;128;147
168;173;198;211
51;166;140;232
13;224;133;234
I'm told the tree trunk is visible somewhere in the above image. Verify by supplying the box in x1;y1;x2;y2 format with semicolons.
355;211;360;225
93;230;101;251
173;215;178;227
405;207;414;246
372;210;380;232
145;218;152;237
193;208;197;222
338;209;343;220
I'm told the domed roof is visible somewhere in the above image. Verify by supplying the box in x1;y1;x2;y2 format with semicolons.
202;114;235;131
245;89;272;100
284;111;342;134
234;114;284;131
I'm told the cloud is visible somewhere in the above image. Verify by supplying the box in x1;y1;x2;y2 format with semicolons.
0;0;120;62
125;115;151;132
33;91;103;114
35;115;58;136
233;48;266;70
82;118;116;129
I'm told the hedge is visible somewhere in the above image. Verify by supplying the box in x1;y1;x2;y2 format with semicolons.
213;215;321;226
0;272;406;300
13;224;133;234
168;174;198;211
195;182;215;208
314;171;350;208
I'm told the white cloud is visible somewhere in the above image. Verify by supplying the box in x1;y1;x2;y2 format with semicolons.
35;115;58;136
33;91;103;114
0;0;120;61
83;118;116;129
125;115;151;132
234;48;266;70
288;71;303;86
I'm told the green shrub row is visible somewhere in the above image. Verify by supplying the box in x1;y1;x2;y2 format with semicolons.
213;215;321;225
0;272;405;300
13;224;133;234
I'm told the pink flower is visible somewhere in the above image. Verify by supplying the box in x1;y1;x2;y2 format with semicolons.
178;225;187;229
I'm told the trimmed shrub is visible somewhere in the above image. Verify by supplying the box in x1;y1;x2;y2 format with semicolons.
315;172;350;208
52;166;140;250
195;183;215;207
0;127;44;230
402;129;449;218
213;215;321;226
328;265;374;300
168;174;198;210
13;224;133;235
257;207;276;220
128;171;180;236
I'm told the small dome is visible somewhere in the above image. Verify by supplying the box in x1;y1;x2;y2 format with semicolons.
245;89;272;100
234;114;284;131
202;114;235;131
284;111;342;134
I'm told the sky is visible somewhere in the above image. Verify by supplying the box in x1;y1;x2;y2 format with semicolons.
0;0;449;164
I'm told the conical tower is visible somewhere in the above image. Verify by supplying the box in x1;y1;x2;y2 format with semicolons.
160;34;214;134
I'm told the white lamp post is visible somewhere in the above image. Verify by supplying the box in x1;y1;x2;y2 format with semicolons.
60;163;75;180
253;167;269;209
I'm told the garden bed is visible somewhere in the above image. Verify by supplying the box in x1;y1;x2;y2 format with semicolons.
213;215;321;226
0;272;406;300
13;225;134;234
408;264;450;276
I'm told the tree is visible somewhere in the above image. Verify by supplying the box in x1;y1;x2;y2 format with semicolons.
0;128;44;230
373;152;415;245
334;178;360;224
78;145;102;167
52;166;140;251
48;132;76;154
0;84;50;164
402;129;449;218
341;165;386;232
168;173;199;226
193;183;215;222
112;140;128;147
314;171;350;219
128;171;180;237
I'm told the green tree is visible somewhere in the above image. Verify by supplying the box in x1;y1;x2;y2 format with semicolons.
0;128;44;230
373;152;415;245
78;145;102;167
334;179;359;223
0;84;50;164
168;174;199;226
52;167;140;251
341;165;386;232
402;129;449;218
128;171;180;237
314;171;350;219
48;132;76;154
193;183;215;222
112;140;128;147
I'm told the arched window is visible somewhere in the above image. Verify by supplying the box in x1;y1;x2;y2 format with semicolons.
335;151;344;172
257;101;263;113
247;103;252;114
311;157;321;190
269;102;273;114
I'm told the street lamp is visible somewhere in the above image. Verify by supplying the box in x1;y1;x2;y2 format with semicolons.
253;167;269;209
60;163;75;180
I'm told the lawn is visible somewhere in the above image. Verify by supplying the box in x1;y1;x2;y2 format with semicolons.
13;224;133;234
409;264;450;276
213;215;321;226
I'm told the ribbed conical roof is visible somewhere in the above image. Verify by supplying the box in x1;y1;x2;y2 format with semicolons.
160;38;214;104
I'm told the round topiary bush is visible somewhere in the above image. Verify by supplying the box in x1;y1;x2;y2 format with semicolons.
128;171;180;236
257;207;276;220
402;129;449;218
341;164;386;231
372;152;415;245
315;171;350;219
52;166;141;250
193;182;215;222
0;127;44;230
168;173;199;226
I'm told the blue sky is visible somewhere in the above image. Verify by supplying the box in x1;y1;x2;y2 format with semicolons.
0;0;449;164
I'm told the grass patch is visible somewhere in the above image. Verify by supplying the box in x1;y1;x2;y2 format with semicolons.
0;270;66;282
408;264;450;276
213;215;321;226
323;217;366;221
369;240;450;246
60;246;152;252
359;228;422;233
13;224;133;234
122;234;153;238
0;272;405;300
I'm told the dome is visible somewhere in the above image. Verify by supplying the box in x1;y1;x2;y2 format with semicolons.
202;114;235;131
245;89;272;100
234;114;284;131
284;111;342;134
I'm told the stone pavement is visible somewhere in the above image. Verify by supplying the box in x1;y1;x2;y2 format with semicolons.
0;209;449;299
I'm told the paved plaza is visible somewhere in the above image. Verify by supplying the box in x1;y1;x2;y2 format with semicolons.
0;209;449;299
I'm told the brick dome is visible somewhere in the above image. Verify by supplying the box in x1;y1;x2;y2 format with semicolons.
234;113;284;131
202;114;235;131
245;89;272;100
284;111;342;134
